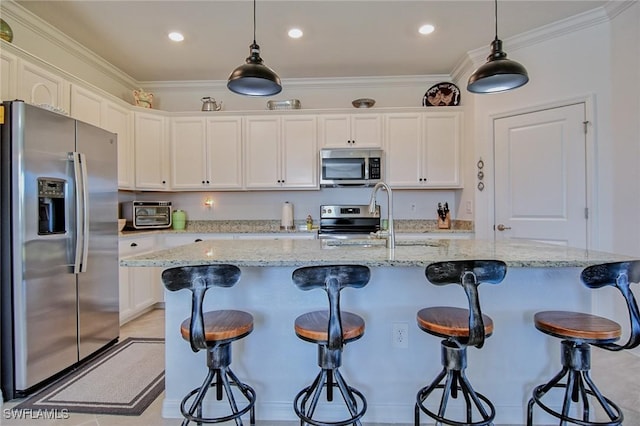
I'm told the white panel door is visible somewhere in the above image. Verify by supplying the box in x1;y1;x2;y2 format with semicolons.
244;117;280;188
70;85;103;126
494;103;587;247
281;115;318;188
170;117;207;189
207;117;243;189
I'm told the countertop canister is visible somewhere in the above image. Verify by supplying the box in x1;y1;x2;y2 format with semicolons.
172;209;186;230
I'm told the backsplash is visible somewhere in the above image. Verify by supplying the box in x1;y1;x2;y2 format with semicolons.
118;188;473;223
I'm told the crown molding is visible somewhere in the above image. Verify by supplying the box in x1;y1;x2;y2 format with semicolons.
1;0;138;90
451;1;632;83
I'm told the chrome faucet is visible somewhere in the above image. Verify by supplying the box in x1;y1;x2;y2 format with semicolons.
368;182;395;249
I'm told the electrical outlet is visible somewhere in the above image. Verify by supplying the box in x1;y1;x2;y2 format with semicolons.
466;200;473;214
392;322;409;348
410;203;417;212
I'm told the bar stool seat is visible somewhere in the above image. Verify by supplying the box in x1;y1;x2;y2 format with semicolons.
180;310;254;343
533;311;621;342
295;310;365;344
527;261;640;426
417;306;494;339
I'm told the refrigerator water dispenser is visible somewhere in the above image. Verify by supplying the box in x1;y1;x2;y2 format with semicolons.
38;177;66;235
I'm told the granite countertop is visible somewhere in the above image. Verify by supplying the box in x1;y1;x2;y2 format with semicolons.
119;219;475;237
120;238;632;269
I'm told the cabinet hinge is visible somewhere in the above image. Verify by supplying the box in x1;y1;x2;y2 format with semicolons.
585;207;589;219
583;121;590;135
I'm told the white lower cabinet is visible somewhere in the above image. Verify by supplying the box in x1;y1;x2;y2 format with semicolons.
119;235;162;325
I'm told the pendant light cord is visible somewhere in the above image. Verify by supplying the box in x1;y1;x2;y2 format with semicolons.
253;0;257;44
494;0;499;41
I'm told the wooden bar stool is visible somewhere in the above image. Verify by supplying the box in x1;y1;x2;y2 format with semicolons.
292;265;370;426
527;261;640;426
415;260;507;426
162;265;256;426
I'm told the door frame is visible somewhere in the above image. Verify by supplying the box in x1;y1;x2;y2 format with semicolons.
478;95;598;249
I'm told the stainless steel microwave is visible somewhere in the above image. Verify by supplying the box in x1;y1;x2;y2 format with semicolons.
121;201;172;229
320;148;383;187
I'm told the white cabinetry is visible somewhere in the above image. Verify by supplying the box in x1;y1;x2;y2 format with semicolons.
70;85;135;189
170;116;243;190
244;115;318;189
119;235;161;325
385;111;462;188
104;102;135;189
17;60;69;111
0;48;18;101
320;113;382;148
135;111;169;190
70;84;103;126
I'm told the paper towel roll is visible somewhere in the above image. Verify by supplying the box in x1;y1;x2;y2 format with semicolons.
281;202;294;230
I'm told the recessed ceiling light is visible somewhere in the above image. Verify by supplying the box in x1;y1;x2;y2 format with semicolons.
168;32;184;42
288;28;303;39
418;24;435;35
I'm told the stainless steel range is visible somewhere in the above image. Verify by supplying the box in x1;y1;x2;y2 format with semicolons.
318;204;380;239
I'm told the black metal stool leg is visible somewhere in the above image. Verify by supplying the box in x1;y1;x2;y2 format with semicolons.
527;341;624;426
334;369;364;426
415;341;495;426
180;344;256;426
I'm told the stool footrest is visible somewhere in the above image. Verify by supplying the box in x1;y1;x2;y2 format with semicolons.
527;367;623;426
415;366;495;426
294;368;367;426
180;366;256;425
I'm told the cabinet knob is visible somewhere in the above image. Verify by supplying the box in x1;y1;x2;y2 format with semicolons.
162;180;166;184
496;224;512;231
130;242;138;247
195;239;203;242
202;180;205;184
206;180;210;184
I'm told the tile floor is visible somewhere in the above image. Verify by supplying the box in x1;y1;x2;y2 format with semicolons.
2;308;639;425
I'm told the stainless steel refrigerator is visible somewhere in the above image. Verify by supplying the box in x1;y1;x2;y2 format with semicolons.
1;101;119;400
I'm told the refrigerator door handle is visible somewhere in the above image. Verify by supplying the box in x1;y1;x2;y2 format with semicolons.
72;152;90;273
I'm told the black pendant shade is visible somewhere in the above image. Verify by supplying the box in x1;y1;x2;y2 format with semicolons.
228;42;282;96
467;0;529;94
227;0;282;96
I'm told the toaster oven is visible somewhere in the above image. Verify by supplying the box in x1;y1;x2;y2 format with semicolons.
121;201;172;229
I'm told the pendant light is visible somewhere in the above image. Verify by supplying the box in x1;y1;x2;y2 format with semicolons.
227;0;282;96
467;0;529;94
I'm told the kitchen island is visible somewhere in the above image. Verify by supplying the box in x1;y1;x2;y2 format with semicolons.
121;238;633;424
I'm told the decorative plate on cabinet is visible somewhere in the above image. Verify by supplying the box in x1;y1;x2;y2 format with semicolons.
422;82;460;107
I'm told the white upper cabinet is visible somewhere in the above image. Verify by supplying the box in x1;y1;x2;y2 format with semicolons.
170;117;207;189
103;102;134;189
70;85;134;189
319;113;382;148
206;117;243;189
245;115;318;189
70;84;103;126
1;49;18;101
281;115;318;188
17;60;69;112
169;116;243;190
385;111;462;188
134;111;169;190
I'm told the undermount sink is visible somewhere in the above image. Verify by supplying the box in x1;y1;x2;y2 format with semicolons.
321;238;442;248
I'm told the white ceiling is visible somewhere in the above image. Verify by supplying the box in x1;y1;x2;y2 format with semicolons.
15;0;609;82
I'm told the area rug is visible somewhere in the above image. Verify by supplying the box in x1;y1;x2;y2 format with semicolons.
15;337;164;416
